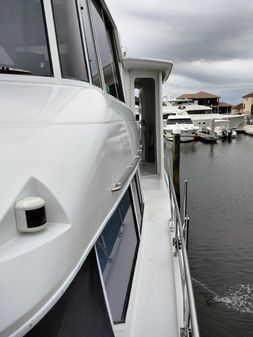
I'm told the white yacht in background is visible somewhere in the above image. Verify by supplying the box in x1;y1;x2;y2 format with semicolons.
214;120;237;139
164;113;198;142
0;1;199;337
190;114;243;135
162;98;212;127
162;97;245;132
243;124;253;135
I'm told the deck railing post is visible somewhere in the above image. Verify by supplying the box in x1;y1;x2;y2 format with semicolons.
166;165;200;337
184;216;190;252
183;180;190;252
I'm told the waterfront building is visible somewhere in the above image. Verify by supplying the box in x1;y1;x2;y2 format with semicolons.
177;91;232;114
232;103;244;114
242;92;253;115
232;92;253;116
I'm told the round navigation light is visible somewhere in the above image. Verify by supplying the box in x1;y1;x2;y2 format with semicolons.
15;197;47;232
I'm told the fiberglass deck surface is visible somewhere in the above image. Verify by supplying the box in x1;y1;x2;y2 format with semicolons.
130;175;179;337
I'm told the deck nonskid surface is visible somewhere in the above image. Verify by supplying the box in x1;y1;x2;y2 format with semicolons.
129;175;179;337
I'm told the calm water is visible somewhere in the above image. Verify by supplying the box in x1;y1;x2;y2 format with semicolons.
165;134;253;337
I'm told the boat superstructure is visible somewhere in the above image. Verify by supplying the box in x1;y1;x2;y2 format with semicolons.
162;97;246;133
0;1;199;337
163;113;198;142
162;98;212;126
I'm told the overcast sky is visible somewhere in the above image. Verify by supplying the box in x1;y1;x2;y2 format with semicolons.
106;0;253;104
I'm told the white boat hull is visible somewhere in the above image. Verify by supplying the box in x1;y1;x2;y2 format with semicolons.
214;125;237;139
164;129;196;142
190;113;245;131
244;125;253;135
163;115;198;142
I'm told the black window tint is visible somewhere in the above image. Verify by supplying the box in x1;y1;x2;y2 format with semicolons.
91;0;123;100
52;0;88;81
167;118;193;125
25;249;114;337
96;189;139;323
0;0;52;76
105;27;122;99
80;1;101;87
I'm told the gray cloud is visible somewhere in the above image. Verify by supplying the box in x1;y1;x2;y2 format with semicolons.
106;0;253;104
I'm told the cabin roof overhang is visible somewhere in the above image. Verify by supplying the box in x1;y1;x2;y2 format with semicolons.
123;58;173;83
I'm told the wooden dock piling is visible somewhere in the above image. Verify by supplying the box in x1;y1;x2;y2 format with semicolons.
173;127;181;207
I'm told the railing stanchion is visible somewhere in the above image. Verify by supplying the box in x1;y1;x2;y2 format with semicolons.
184;215;190;252
165;165;200;337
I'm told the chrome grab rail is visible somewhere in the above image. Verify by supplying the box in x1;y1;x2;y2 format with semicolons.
111;146;142;192
165;166;200;337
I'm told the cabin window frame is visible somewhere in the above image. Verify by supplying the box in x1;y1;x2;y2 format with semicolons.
25;248;115;337
51;0;89;82
78;0;102;88
104;16;125;102
135;173;144;211
130;173;144;235
0;0;53;77
95;184;140;324
40;0;54;77
88;0;124;101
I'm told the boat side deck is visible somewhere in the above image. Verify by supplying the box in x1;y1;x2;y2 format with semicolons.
119;175;180;337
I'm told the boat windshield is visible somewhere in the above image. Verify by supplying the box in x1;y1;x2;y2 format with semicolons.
187;109;212;114
167;118;193;125
0;0;52;76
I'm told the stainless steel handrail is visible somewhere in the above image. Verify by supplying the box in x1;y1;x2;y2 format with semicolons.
111;146;142;192
166;166;200;337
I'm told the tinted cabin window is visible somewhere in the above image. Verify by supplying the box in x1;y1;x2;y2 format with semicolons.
96;189;139;323
90;0;123;100
51;0;88;81
25;249;114;337
167;118;193;125
0;0;52;76
80;1;101;87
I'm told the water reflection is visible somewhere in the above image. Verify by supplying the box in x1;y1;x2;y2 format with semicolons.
164;135;253;337
164;139;198;154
